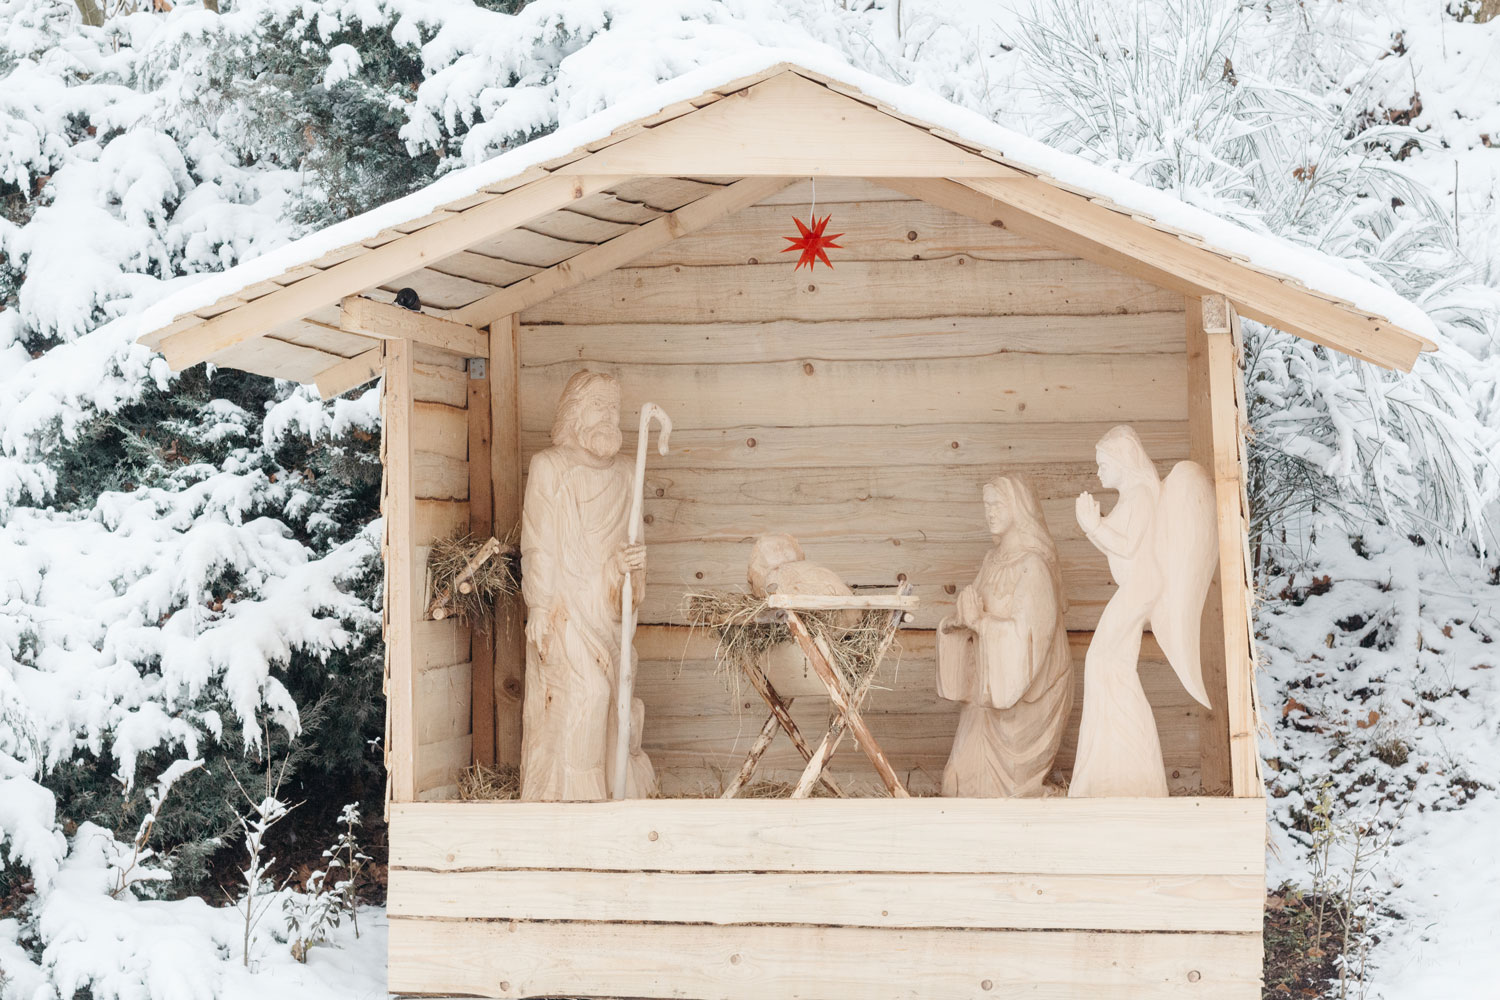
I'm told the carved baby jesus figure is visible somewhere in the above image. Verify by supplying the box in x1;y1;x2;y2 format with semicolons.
518;370;656;801
936;477;1073;797
748;533;859;627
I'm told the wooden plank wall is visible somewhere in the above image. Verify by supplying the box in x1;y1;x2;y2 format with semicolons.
387;798;1266;999
408;347;475;800
516;178;1205;793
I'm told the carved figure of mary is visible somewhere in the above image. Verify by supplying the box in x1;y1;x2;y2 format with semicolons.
936;476;1073;798
1070;425;1216;798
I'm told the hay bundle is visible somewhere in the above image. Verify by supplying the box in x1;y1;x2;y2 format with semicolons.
684;589;901;697
457;761;520;801
426;531;520;631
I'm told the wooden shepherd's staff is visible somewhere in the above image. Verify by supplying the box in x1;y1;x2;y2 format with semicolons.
611;402;672;799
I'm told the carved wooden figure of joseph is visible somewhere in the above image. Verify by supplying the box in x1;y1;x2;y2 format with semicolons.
519;370;657;801
936;477;1073;797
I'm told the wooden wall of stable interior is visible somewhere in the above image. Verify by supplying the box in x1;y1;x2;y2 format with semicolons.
515;178;1211;793
389;346;480;801
386;797;1266;999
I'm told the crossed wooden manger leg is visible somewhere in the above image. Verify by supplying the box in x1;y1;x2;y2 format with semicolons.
722;588;917;799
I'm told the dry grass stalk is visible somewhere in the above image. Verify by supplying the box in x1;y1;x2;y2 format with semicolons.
683;589;901;700
426;529;520;632
457;761;520;801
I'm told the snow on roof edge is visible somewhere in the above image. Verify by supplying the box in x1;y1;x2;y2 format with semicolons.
136;46;1438;347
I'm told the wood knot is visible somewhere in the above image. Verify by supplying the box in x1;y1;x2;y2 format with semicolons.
745;437;757;448
643;514;654;525
906;230;917;241
944;584;956;595
503;678;522;696
647;830;659;842
1187;971;1202;983
654;487;665;497
803;362;815;375
980;980;993;991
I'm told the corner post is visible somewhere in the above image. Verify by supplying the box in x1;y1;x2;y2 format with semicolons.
382;337;418;805
1186;299;1232;795
1197;295;1263;797
467;356;496;768
490;315;526;767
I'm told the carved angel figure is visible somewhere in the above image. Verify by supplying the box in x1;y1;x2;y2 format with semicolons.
935;477;1073;797
518;370;658;801
1069;425;1216;798
748;533;858;627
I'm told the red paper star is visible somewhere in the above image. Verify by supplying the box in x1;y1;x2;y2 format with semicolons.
781;213;843;270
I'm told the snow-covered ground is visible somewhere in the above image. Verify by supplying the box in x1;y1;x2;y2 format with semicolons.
2;1;1498;998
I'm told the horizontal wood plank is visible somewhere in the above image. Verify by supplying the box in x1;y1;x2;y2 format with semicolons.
415;660;472;746
519;421;1189;470
630;198;1076;267
520;312;1186;366
389;797;1265;875
388;918;1261;998
412;361;468;407
414;499;469;546
524;257;1185;324
390;868;1261;931
518;353;1187;429
415;452;468;501
415;733;471;797
412;402;468;461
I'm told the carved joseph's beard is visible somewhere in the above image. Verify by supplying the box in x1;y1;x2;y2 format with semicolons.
578;418;623;459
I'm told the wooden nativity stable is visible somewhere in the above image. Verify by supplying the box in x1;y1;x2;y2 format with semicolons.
137;59;1435;1000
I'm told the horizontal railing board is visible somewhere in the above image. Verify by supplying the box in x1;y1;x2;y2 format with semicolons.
388;918;1262;999
519;312;1185;365
388;797;1265;876
389;868;1262;931
517;353;1187;429
523;258;1185;324
519;421;1189;471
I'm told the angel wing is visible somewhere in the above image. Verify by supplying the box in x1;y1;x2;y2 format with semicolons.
1148;461;1218;709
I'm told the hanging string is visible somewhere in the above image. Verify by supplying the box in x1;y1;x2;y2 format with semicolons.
809;177;816;220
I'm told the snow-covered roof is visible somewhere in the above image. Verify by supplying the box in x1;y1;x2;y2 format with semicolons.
137;52;1438;386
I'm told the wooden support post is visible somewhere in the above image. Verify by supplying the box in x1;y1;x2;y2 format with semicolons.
784;611;910;798
490;316;526;767
1199;297;1263;797
383;338;418;804
466;359;496;769
1187;297;1232;795
723;664;843;799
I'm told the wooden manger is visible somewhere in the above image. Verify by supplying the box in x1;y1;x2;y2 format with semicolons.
135;59;1439;1000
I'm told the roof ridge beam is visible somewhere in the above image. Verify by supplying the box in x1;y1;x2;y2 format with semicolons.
156;173;620;370
452;175;795;330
